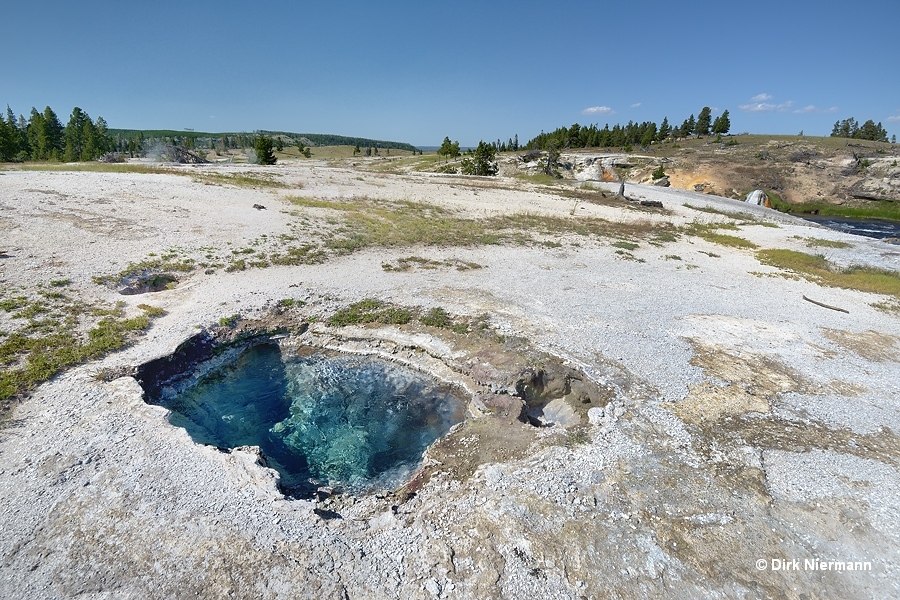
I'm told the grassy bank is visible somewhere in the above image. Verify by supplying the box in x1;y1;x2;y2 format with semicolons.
757;249;900;298
767;193;900;222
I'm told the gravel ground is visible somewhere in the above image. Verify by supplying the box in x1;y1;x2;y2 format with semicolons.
1;160;898;599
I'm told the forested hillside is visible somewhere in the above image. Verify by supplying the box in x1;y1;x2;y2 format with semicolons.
0;101;418;162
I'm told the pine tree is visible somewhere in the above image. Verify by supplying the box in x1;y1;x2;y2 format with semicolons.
64;107;91;162
27;108;47;160
657;117;671;141
0;109;14;161
254;135;277;165
696;107;712;137
711;110;731;135
460;141;498;176
437;136;453;159
42;106;64;160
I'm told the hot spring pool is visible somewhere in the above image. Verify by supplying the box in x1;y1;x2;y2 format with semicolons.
150;343;466;497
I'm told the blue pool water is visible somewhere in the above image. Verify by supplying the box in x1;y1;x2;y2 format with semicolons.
159;344;466;496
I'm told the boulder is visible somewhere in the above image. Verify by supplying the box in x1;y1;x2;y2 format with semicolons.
653;177;670;187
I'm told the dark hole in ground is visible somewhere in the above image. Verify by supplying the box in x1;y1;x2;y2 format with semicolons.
119;272;178;295
139;342;467;498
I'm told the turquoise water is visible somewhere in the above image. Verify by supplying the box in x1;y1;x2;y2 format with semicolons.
159;344;466;496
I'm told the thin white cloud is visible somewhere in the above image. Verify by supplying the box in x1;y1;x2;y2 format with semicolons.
887;115;900;123
750;93;772;102
630;103;641;108
740;102;775;112
793;105;839;114
739;100;794;113
582;106;614;115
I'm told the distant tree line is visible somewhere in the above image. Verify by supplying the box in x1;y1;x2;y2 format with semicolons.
522;107;731;151
0;104;113;162
830;118;890;142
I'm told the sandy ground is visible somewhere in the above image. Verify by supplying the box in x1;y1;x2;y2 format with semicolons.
1;159;899;599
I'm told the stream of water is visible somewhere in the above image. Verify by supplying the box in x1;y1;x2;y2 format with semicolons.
798;215;900;240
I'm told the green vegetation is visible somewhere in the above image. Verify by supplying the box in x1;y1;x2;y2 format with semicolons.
93;250;197;287
711;110;731;136
0;104;113;162
136;304;167;317
254;136;276;165
695;107;712;137
830;117;889;142
382;256;482;272
0;291;164;406
757;249;900;298
277;298;305;308
695;231;758;249
218;314;240;327
288;196;507;250
767;193;900;221
523;105;730;152
460;141;498;176
437;137;461;160
794;236;852;249
686;222;759;249
192;171;288;188
612;241;639;251
328;300;473;334
420;307;451;328
17;162;174;174
327;299;411;326
515;172;560;185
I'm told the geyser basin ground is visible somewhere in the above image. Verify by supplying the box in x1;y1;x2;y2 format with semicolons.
2;163;899;599
144;343;467;497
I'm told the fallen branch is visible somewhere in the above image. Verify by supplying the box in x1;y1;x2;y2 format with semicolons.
802;295;849;313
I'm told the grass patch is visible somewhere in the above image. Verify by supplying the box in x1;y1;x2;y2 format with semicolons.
287;195;681;257
136;304;167;317
696;232;758;249
515;173;561;185
684;204;778;228
768;195;900;222
793;236;852;249
17;162;175;175
327;300;475;334
277;298;305;308
612;240;639;251
191;171;289;188
0;297;164;408
269;244;326;265
615;250;645;262
382;256;483;272
686;222;758;249
872;299;900;315
420;307;451;328
290;196;507;251
327;299;412;326
757;249;900;298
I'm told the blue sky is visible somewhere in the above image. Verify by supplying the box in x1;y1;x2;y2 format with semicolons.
4;1;898;147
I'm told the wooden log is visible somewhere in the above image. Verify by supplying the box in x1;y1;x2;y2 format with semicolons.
802;295;849;313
